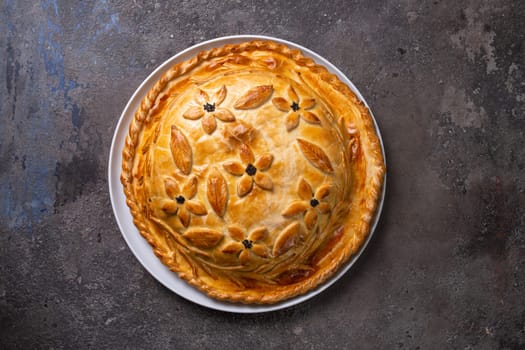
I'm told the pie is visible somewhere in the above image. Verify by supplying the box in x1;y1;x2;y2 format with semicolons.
121;40;385;304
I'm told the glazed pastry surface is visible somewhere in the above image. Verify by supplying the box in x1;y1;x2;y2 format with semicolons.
121;40;385;303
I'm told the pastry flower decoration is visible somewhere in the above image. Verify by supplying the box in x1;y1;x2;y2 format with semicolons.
281;178;331;230
183;85;235;134
222;143;274;197
161;175;207;227
221;225;269;264
272;85;320;131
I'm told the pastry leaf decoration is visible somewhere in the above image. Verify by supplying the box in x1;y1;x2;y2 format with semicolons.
170;125;192;175
339;117;361;161
281;177;332;230
281;201;309;217
182;85;235;134
296;138;334;173
273;221;301;257
221;225;269;264
183;228;223;249
271;86;320;131
207;168;228;217
222;143;274;197
233;85;273;110
162;175;207;227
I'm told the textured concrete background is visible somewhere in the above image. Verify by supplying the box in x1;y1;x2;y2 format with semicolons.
1;0;524;349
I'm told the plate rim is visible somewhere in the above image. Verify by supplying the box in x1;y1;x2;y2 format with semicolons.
108;34;386;313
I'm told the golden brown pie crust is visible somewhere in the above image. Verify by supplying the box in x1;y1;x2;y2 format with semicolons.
121;40;385;304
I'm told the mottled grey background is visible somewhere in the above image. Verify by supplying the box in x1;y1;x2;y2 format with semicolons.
1;0;524;349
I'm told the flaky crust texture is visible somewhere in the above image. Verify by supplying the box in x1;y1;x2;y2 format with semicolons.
121;40;385;304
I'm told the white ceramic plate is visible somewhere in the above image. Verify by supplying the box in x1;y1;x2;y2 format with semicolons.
108;35;386;313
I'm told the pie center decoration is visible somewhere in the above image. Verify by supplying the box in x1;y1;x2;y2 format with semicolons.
121;40;385;304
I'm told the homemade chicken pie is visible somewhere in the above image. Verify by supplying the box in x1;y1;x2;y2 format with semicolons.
121;40;385;303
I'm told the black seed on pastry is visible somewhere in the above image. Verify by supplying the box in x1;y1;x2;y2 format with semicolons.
242;239;253;249
203;102;216;112
245;163;257;176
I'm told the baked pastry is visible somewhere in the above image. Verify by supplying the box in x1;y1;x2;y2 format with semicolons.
121;40;385;304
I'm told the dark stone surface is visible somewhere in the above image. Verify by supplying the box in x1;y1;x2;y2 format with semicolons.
1;0;524;349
